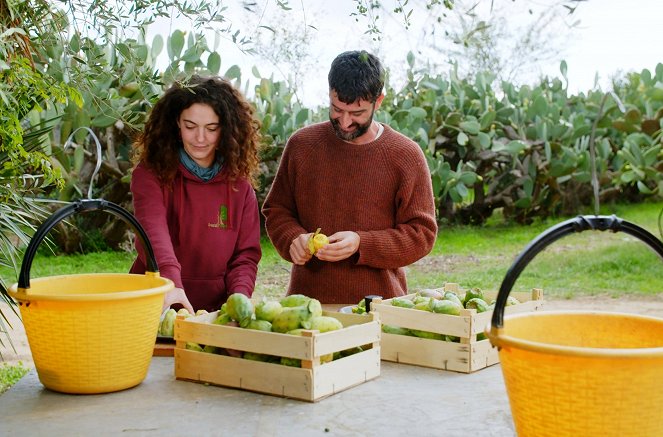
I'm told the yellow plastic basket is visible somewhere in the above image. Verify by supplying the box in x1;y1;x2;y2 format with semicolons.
8;200;173;394
488;215;663;437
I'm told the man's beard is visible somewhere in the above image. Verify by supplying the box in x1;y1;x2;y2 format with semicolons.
330;111;374;141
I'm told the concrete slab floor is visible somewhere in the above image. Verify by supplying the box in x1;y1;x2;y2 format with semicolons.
0;357;515;437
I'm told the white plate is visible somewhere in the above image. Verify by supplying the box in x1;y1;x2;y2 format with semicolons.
338;305;356;314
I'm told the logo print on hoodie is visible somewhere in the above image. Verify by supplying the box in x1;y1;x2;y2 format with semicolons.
208;204;228;229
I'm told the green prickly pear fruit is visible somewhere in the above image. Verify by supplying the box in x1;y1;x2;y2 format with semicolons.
255;300;283;322
307;298;322;318
225;293;255;327
320;353;333;364
391;297;415;308
339;346;364;357
243;352;272;362
429;299;462;315
286;329;306;336
414;299;432;311
463;287;485;306
245;319;272;332
506;296;521;306
412;294;431;305
202;345;219;354
185;342;204;352
308;316;343;333
410;329;445;340
280;357;301;367
177;308;191;318
465;297;489;313
159;308;177;337
213;312;233;325
280;294;311;307
195;309;208;316
271;306;310;333
443;291;463;308
418;288;443;299
382;325;412;336
220;302;227;313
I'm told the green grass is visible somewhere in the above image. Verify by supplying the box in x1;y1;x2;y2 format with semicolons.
0;362;28;394
410;201;663;298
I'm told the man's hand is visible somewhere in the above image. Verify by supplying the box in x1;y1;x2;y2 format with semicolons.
315;231;360;262
289;233;314;265
163;287;195;314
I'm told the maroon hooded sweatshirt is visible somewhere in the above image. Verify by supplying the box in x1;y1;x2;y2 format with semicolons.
130;162;261;311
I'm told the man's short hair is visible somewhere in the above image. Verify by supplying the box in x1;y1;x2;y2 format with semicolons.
328;50;385;104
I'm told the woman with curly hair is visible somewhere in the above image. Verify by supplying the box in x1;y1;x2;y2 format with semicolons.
130;75;262;313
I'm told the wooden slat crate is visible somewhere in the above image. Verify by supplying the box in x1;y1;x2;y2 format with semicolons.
372;286;544;373
173;310;381;402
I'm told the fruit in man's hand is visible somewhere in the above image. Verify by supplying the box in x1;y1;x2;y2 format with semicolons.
308;228;329;255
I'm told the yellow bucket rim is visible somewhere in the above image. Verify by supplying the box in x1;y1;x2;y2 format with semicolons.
488;310;663;359
8;272;173;302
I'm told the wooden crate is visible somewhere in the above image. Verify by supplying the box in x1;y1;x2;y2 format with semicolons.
372;286;544;373
173;310;381;402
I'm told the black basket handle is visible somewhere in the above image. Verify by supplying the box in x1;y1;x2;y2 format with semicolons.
491;215;663;330
18;199;158;289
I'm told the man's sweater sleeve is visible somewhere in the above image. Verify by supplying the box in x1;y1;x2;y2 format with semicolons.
131;165;184;288
355;146;438;269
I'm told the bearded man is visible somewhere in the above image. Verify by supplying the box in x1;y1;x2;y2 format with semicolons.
262;50;438;304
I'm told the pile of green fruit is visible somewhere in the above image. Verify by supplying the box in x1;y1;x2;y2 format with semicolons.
380;287;520;342
173;293;363;367
159;307;206;337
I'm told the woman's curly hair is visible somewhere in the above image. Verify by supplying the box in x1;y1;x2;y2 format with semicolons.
133;75;261;188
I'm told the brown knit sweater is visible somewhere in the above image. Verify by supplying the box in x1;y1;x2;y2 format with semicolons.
262;121;438;304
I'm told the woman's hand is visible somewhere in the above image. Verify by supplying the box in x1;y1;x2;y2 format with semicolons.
163;287;195;314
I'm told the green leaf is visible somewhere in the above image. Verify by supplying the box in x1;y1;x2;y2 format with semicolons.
505;140;527;155
151;34;164;58
445;112;462;127
135;45;149;63
620;171;637;183
408;107;427;119
459;120;480;135
455;183;469;198
295;108;309;125
459;172;476;186
91;115;116;128
181;46;201;63
514;197;531;208
207;52;221;74
224;65;241;80
529;95;548;118
479;111;496;130
457;132;469;146
407;51;415;68
624;108;641;125
168;30;185;60
69;33;81;52
637;181;652;194
477;132;490;149
560;60;568;79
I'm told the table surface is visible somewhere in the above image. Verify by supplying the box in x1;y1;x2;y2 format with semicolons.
0;356;516;436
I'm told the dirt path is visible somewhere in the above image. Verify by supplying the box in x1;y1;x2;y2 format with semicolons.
3;294;663;368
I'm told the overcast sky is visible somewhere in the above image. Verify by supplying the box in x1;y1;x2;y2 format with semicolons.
148;0;663;107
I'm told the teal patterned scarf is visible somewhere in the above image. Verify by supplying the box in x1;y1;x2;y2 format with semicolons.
179;147;222;182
